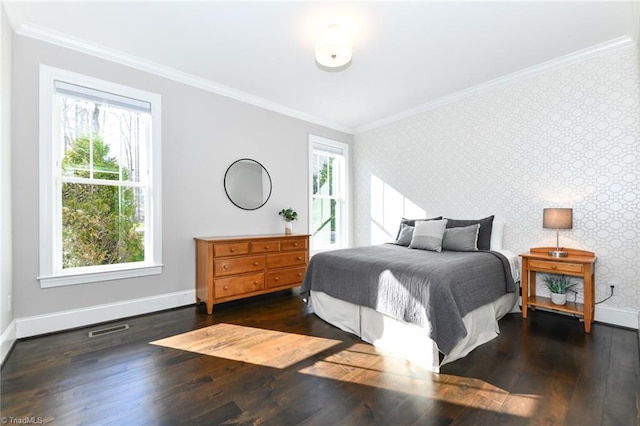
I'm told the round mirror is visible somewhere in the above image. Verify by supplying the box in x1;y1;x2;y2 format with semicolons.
224;159;272;210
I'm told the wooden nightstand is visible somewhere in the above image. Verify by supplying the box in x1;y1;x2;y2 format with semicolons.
520;247;597;332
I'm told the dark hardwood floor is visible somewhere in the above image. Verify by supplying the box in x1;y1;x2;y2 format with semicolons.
1;289;638;425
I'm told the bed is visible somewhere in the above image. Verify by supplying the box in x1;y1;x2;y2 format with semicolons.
300;218;521;373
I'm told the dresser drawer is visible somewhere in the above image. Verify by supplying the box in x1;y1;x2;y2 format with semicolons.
250;241;280;253
214;255;265;277
266;252;307;269
266;267;306;288
214;273;264;298
214;242;250;257
281;238;308;251
529;260;584;274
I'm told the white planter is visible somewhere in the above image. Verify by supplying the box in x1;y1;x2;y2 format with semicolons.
284;221;293;235
550;292;567;305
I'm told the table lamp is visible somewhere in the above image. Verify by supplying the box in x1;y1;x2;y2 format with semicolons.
543;208;573;257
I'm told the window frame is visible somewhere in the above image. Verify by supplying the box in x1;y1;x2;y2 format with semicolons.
308;135;349;253
38;65;162;288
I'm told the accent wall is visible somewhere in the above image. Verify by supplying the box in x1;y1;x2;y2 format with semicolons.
353;45;640;327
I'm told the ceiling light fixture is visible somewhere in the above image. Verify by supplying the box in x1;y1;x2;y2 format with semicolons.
315;24;352;68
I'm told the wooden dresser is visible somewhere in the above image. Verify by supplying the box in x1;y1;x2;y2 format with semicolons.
194;234;309;314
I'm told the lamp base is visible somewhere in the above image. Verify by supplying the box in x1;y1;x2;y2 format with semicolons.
548;250;568;258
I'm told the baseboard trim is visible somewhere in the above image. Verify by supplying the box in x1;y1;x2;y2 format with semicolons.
594;305;638;330
0;319;17;365
15;290;196;339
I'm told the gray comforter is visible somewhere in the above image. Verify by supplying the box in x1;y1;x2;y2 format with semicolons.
300;244;515;355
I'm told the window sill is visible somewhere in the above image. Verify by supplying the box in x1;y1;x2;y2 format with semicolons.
38;264;163;288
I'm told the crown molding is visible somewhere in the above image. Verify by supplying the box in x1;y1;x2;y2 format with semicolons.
355;36;637;134
14;22;637;137
15;23;355;135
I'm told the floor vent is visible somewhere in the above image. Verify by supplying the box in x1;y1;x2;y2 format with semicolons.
88;324;129;338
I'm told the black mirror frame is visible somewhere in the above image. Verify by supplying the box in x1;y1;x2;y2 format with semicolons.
223;158;272;211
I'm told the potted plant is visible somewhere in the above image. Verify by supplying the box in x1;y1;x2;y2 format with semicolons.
278;208;298;234
543;275;577;305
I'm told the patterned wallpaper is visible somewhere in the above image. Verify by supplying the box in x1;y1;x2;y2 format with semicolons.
353;45;640;315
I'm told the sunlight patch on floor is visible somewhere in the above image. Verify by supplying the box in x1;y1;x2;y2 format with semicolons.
150;323;341;369
298;342;540;418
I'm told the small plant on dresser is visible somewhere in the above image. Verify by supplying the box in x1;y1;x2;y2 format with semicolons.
279;208;298;234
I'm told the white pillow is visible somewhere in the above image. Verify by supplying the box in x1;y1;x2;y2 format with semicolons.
409;219;448;252
490;220;505;250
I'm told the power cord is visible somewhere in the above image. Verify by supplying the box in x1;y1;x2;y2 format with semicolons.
596;285;615;305
569;285;613;320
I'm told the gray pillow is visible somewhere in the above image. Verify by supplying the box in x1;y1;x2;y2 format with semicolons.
442;224;480;251
445;215;494;250
395;216;443;241
394;223;414;246
408;219;448;252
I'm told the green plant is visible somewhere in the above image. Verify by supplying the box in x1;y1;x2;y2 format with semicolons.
543;275;577;294
278;208;298;222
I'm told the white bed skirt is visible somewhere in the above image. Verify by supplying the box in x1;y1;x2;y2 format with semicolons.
309;290;519;373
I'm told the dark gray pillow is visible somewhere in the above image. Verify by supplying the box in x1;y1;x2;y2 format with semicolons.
442;224;479;251
445;215;494;250
395;216;443;241
408;219;447;252
394;223;414;246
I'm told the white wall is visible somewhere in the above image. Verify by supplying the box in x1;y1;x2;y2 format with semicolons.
0;3;15;362
11;34;352;336
353;45;640;328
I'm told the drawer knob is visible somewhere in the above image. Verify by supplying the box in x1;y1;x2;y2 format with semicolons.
254;261;259;266
551;265;557;269
275;277;280;281
297;273;302;277
230;248;235;252
293;242;298;247
222;264;229;270
265;245;269;249
297;256;302;261
223;285;229;290
253;281;259;285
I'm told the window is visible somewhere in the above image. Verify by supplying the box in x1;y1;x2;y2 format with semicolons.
309;135;349;251
39;66;162;287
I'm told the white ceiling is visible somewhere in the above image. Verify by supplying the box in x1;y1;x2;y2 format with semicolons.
4;1;639;133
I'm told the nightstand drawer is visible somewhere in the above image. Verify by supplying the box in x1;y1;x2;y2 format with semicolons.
529;260;584;274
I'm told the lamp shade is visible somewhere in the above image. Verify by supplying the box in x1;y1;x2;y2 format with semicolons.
315;24;352;68
543;208;573;229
